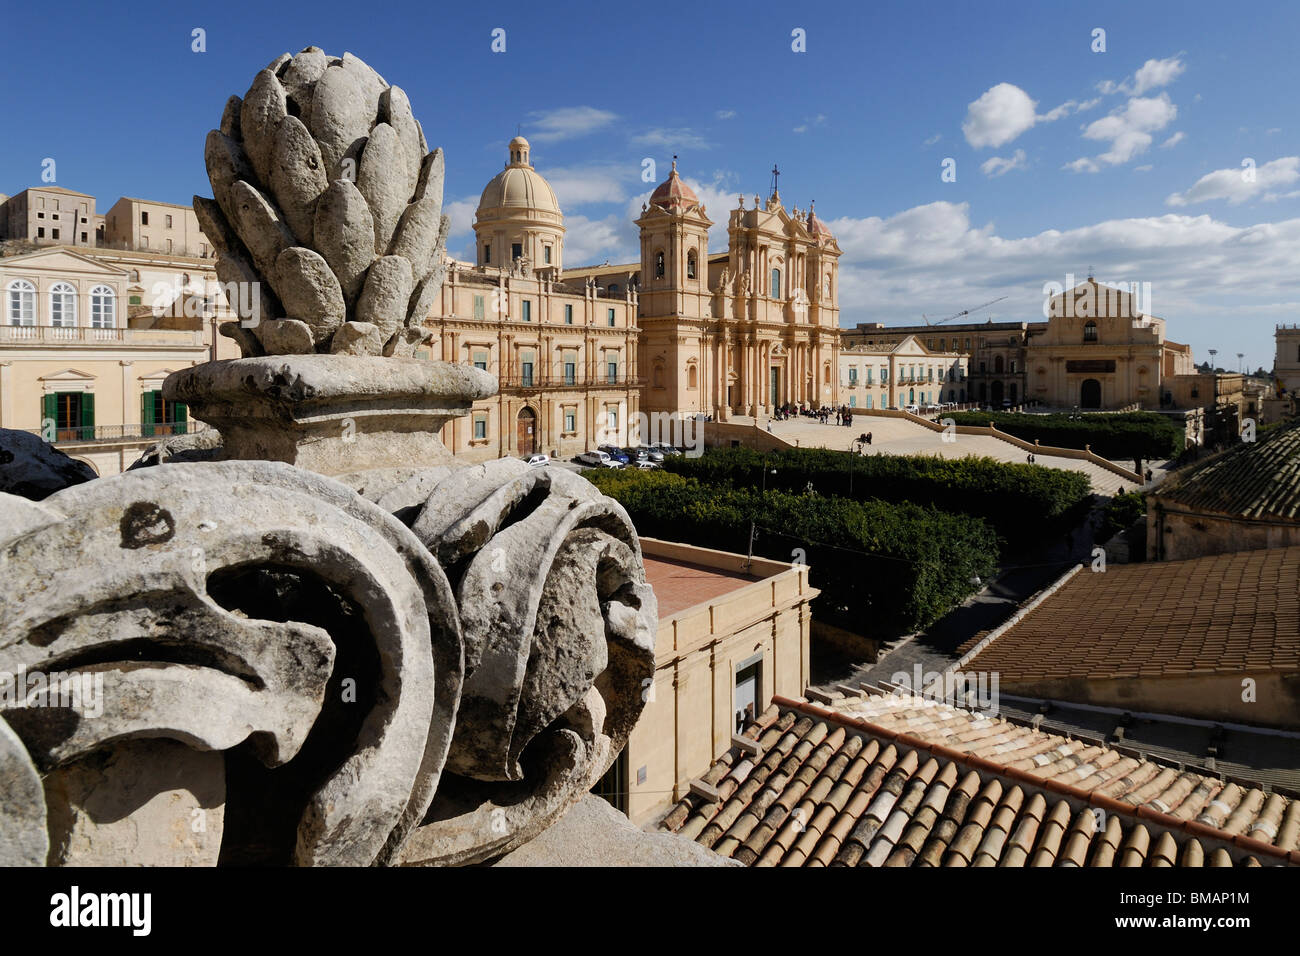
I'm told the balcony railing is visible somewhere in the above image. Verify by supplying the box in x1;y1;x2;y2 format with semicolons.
0;325;206;346
497;374;646;389
20;420;209;444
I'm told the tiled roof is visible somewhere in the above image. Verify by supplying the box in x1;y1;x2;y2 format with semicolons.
962;547;1300;682
658;693;1299;867
1154;419;1300;520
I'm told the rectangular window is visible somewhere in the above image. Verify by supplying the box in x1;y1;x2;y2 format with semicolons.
544;246;552;264
473;415;487;440
473;295;485;320
141;389;189;437
52;229;60;240
849;395;857;407
483;245;491;264
564;304;573;325
166;214;173;228
512;242;522;260
521;361;534;387
141;236;149;248
472;350;488;371
141;211;149;225
607;308;615;327
45;391;93;441
522;300;531;322
37;227;45;238
607;408;618;431
607;361;618;384
564;361;576;385
866;395;874;409
564;409;576;432
80;232;87;243
166;239;173;253
848;368;858;385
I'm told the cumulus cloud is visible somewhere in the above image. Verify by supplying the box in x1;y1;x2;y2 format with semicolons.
1161;131;1186;149
544;164;629;207
1097;55;1187;96
962;83;1039;148
443;196;480;238
1166;156;1300;206
962;84;1090;148
924;133;942;146
1066;94;1178;171
980;149;1027;177
527;106;618;142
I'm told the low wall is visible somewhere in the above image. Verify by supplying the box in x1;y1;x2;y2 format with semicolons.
702;420;794;453
848;407;1143;484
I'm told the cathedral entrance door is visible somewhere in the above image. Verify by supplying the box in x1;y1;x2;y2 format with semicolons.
517;406;536;456
770;367;780;407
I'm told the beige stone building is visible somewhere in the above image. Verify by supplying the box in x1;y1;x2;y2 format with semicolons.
425;136;640;461
602;538;817;826
102;197;210;258
844;319;1036;407
0;186;101;247
573;163;844;424
1032;278;1194;409
1264;323;1300;422
838;334;968;410
1;240;238;475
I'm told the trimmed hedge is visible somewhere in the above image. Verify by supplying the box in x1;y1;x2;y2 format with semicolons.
587;469;998;636
1099;491;1146;541
947;411;1181;461
662;446;1091;540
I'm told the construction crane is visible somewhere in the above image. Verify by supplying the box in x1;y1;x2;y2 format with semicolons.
922;295;1008;326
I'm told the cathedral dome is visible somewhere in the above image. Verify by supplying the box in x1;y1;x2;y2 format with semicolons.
476;136;562;220
649;159;699;213
807;201;833;239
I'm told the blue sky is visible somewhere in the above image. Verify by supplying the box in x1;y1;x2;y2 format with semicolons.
3;0;1297;369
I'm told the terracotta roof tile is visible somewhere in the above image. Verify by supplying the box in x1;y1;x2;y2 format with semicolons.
660;693;1298;867
1154;419;1300;520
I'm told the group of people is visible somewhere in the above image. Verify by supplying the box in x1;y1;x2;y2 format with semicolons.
816;404;855;427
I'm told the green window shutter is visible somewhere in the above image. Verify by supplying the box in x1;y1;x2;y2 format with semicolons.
141;390;155;438
41;394;57;437
80;393;95;435
175;401;188;435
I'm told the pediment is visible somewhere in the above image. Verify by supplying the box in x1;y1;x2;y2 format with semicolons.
0;248;127;279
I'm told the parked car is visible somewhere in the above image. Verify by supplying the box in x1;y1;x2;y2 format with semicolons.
523;453;550;467
653;442;684;457
635;460;659;470
903;404;920;415
574;450;607;468
637;445;665;463
597;444;631;464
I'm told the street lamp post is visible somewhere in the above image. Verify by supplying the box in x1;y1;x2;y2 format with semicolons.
745;451;777;571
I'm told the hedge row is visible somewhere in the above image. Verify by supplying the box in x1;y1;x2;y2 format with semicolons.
588;469;998;636
947;411;1182;461
662;446;1091;541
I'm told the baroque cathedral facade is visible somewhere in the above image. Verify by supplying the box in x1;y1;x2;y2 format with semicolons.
426;137;843;462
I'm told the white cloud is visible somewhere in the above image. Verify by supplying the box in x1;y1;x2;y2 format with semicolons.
626;170;740;248
1097;55;1187;97
793;114;827;134
527;106;618;142
1166;156;1300;206
1135;164;1154;172
562;213;638;267
444;195;480;238
980;149;1027;177
1067;94;1178;171
630;127;712;151
962;83;1039;148
1132;56;1187;95
1268;127;1282;135
962;84;1088;148
923;133;942;146
715;109;737;120
544;164;629;207
1160;131;1186;149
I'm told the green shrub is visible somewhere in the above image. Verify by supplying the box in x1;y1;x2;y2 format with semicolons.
947;411;1181;460
587;469;998;636
660;446;1090;541
1099;491;1146;541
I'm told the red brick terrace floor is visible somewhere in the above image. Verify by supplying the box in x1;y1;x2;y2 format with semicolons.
642;556;761;619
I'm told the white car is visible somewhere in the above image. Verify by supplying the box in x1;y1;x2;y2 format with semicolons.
903;404;920;415
523;453;550;467
575;450;623;469
635;460;659;470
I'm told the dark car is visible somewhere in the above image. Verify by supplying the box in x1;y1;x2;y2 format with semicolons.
597;444;631;464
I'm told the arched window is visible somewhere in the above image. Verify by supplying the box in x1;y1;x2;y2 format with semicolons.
50;282;77;327
653;364;664;388
770;268;781;299
6;279;35;326
687;363;698;389
687;251;697;279
1083;320;1098;343
129;269;140;281
654;251;665;278
90;286;116;328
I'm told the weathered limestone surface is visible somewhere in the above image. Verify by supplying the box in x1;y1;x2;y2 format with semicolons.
0;48;665;871
0;428;97;500
492;796;738;868
196;49;450;359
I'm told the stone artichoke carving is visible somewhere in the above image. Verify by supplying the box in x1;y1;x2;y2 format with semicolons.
199;48;448;358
